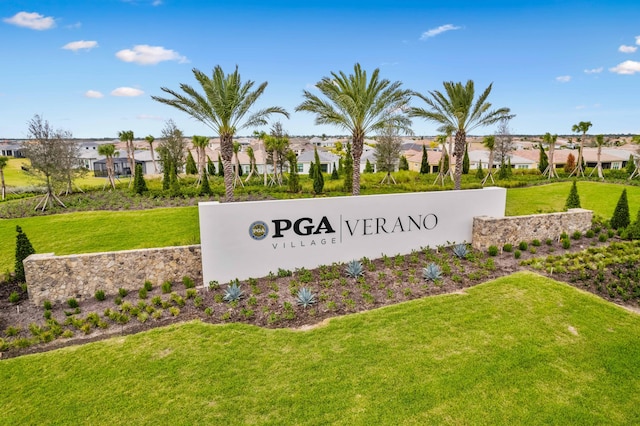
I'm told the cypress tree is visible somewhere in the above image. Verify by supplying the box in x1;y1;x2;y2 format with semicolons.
443;153;449;174
308;160;315;179
287;151;300;193
475;160;485;179
462;146;470;174
170;165;181;196
610;189;630;229
133;163;148;194
217;154;224;177
564;180;581;209
538;144;548;173
399;155;409;171
627;154;636;175
162;157;171;190
200;169;212;195
185;151;197;175
15;226;35;283
507;157;513;177
364;159;374;173
420;145;429;174
343;143;353;193
313;147;324;194
498;160;509;179
207;156;215;176
337;157;343;176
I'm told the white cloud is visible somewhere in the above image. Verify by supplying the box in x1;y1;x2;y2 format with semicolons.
84;90;104;98
610;60;640;75
420;24;461;40
111;87;144;97
115;45;188;65
619;45;637;53
636;35;640;46
555;75;571;83
62;40;98;51
584;67;603;74
3;11;55;30
152;0;163;5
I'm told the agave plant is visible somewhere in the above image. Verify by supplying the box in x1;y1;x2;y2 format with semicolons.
422;263;442;281
296;287;317;308
223;282;244;302
452;243;469;259
345;260;364;278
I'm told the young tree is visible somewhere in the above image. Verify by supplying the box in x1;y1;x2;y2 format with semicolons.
331;164;339;180
157;120;186;177
589;134;607;180
494;117;515;166
481;135;496;186
542;132;558;178
145;135;158;173
217;154;224;177
462;146;470;174
15;225;35;283
374;124;402;183
364;159;374;173
244;145;257;181
419;145;429;174
565;153;576;173
343;142;354;192
162;156;171;190
313;146;324;194
0;156;8;200
538;143;548;174
191;135;209;184
570;121;592;177
97;143;118;190
199;167;212;196
185;151;198;175
287;151;300;193
118;130;136;184
410;80;513;189
297;63;412;195
132;163;148;194
610;189;630;230
626;154;636;176
476;160;485;179
232;141;244;187
207;156;216;176
265;122;289;184
23;114;78;210
398;155;409;171
152;66;289;202
308;160;316;179
565;180;581;209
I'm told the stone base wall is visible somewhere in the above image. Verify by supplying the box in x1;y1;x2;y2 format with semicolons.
472;208;593;250
25;245;201;307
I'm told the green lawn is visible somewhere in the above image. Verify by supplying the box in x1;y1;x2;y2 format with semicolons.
1;272;639;425
3;158;107;189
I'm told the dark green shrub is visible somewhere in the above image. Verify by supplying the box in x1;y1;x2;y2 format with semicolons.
531;239;541;247
138;287;148;299
95;290;106;301
132;163;148;195
182;276;195;289
502;243;513;252
598;233;608;242
118;288;128;297
43;310;52;320
144;280;153;291
565;180;581;209
562;239;571;249
67;298;79;309
610;189;630;230
487;245;499;256
312;147;324;194
43;300;52;310
545;238;553;245
14;225;35;283
9;291;20;304
161;280;172;294
114;296;122;305
585;229;595;238
608;229;615;238
514;250;521;259
560;231;569;240
518;241;528;251
571;231;582;240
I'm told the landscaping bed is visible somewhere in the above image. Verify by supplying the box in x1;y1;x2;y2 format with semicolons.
3;226;635;359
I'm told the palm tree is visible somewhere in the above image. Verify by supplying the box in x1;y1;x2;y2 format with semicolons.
570;121;592;177
244;145;257;182
145;135;158;173
152;66;289;201
481;135;496;186
0;156;8;200
98;143;118;190
191;135;209;184
118;130;136;184
410;80;513;190
630;135;640;180
296;63;412;196
542;132;558;179
232;141;244;188
590;134;607;180
433;134;450;186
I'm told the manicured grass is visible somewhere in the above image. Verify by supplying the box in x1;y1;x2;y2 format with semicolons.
1;272;639;424
0;207;199;272
3;158;106;189
506;181;640;217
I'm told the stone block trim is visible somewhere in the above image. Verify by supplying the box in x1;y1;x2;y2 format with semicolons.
25;245;201;307
471;208;593;250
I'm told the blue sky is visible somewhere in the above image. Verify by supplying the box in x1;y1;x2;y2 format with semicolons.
1;0;639;139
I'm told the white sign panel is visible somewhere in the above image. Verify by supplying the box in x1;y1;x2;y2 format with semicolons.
199;187;506;284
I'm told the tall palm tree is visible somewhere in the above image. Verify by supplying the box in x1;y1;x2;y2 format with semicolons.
244;145;257;182
590;134;607;180
570;121;592;177
296;63;412;196
433;134;450;186
118;130;136;184
97;143;118;190
481;135;496;186
0;156;8;200
191;135;209;184
410;80;513;190
145;135;158;173
232;141;244;188
542;132;558;179
152;66;289;201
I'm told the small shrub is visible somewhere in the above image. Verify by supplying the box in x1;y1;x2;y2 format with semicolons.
9;291;20;304
514;250;522;259
345;260;364;278
151;295;162;306
118;288;128;298
186;288;197;299
277;268;292;277
94;290;106;301
67;298;79;309
204;307;213;316
5;326;21;337
545;238;553;246
562;239;571;249
422;263;442;281
169;307;180;317
223;283;244;302
182;276;195;288
585;229;595;238
502;243;513;252
144;280;153;291
487;245;499;256
209;280;220;290
608;229;615;238
161;281;172;294
114;296;122;305
571;231;582;240
452;243;469;259
598;233;608;242
193;296;203;307
296;287;317;308
531;239;541;247
138;287;148;299
518;241;528;251
43;309;52;320
43;300;52;310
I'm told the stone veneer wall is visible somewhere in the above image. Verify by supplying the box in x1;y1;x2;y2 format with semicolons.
471;208;593;250
24;245;201;307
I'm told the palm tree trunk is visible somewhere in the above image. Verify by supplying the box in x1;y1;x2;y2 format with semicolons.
453;131;466;190
150;144;158;173
352;135;364;196
0;169;5;200
548;143;556;178
221;135;235;201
